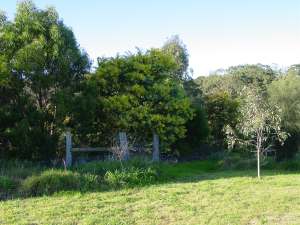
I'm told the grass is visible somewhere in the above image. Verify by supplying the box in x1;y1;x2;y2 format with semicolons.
1;160;300;224
0;159;220;198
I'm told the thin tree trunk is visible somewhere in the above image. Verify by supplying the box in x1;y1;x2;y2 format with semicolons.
257;131;262;179
257;147;260;179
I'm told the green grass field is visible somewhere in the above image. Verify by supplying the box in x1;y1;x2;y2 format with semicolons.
1;165;300;225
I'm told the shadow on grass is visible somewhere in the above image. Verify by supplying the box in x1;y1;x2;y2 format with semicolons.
1;160;299;202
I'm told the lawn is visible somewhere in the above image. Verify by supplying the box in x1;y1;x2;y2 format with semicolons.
1;167;300;225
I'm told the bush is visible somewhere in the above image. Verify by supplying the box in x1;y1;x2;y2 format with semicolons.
220;153;258;170
104;167;159;188
21;170;102;196
0;176;17;193
20;159;159;196
278;161;300;171
0;160;43;180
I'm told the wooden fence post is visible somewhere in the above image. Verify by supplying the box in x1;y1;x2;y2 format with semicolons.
152;132;159;162
65;130;72;167
118;132;129;160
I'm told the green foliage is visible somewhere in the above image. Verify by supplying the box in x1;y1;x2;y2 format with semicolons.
0;176;17;193
0;158;223;198
71;49;193;150
226;88;287;152
268;72;300;158
275;133;300;160
221;153;257;170
276;160;300;171
0;160;44;182
196;64;277;97
226;64;277;94
162;35;190;81
268;73;300;132
12;159;160;197
205;91;239;146
173;107;209;156
225;88;288;177
104;167;158;188
21;170;101;196
0;1;90;160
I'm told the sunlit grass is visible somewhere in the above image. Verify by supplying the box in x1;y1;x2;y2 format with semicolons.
1;169;300;225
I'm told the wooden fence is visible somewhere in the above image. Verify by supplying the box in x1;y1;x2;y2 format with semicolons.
65;131;159;166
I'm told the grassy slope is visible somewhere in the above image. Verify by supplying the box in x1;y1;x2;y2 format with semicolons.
1;168;300;225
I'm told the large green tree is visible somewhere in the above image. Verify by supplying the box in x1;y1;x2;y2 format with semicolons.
0;1;90;160
70;49;193;151
268;71;300;158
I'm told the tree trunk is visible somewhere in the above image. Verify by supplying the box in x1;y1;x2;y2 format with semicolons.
257;147;260;179
65;130;72;167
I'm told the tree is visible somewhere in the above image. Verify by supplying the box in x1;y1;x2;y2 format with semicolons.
162;35;190;81
205;91;239;147
287;64;300;76
0;1;90;160
70;49;193;152
163;36;210;155
196;64;278;97
225;88;287;178
268;72;300;159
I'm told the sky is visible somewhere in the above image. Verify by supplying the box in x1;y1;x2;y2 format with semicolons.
1;0;300;77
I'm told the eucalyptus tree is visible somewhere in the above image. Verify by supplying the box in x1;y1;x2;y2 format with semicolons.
226;88;287;178
0;1;90;160
162;35;189;81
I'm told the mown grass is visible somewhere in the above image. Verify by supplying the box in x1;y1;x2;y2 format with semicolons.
0;158;300;225
1;169;300;225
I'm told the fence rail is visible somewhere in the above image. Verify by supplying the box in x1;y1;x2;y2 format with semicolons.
72;147;115;152
65;130;160;167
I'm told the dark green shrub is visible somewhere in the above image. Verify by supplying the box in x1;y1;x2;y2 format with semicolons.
279;161;300;171
275;133;300;160
0;160;43;180
172;107;209;157
0;176;17;193
21;170;101;196
221;153;257;170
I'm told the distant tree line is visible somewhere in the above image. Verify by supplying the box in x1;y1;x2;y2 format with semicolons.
196;64;300;160
1;1;299;163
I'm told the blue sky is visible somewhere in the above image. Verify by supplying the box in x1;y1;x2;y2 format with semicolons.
2;0;300;77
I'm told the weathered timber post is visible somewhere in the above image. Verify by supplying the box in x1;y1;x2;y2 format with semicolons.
65;130;72;167
152;132;159;162
118;132;129;160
